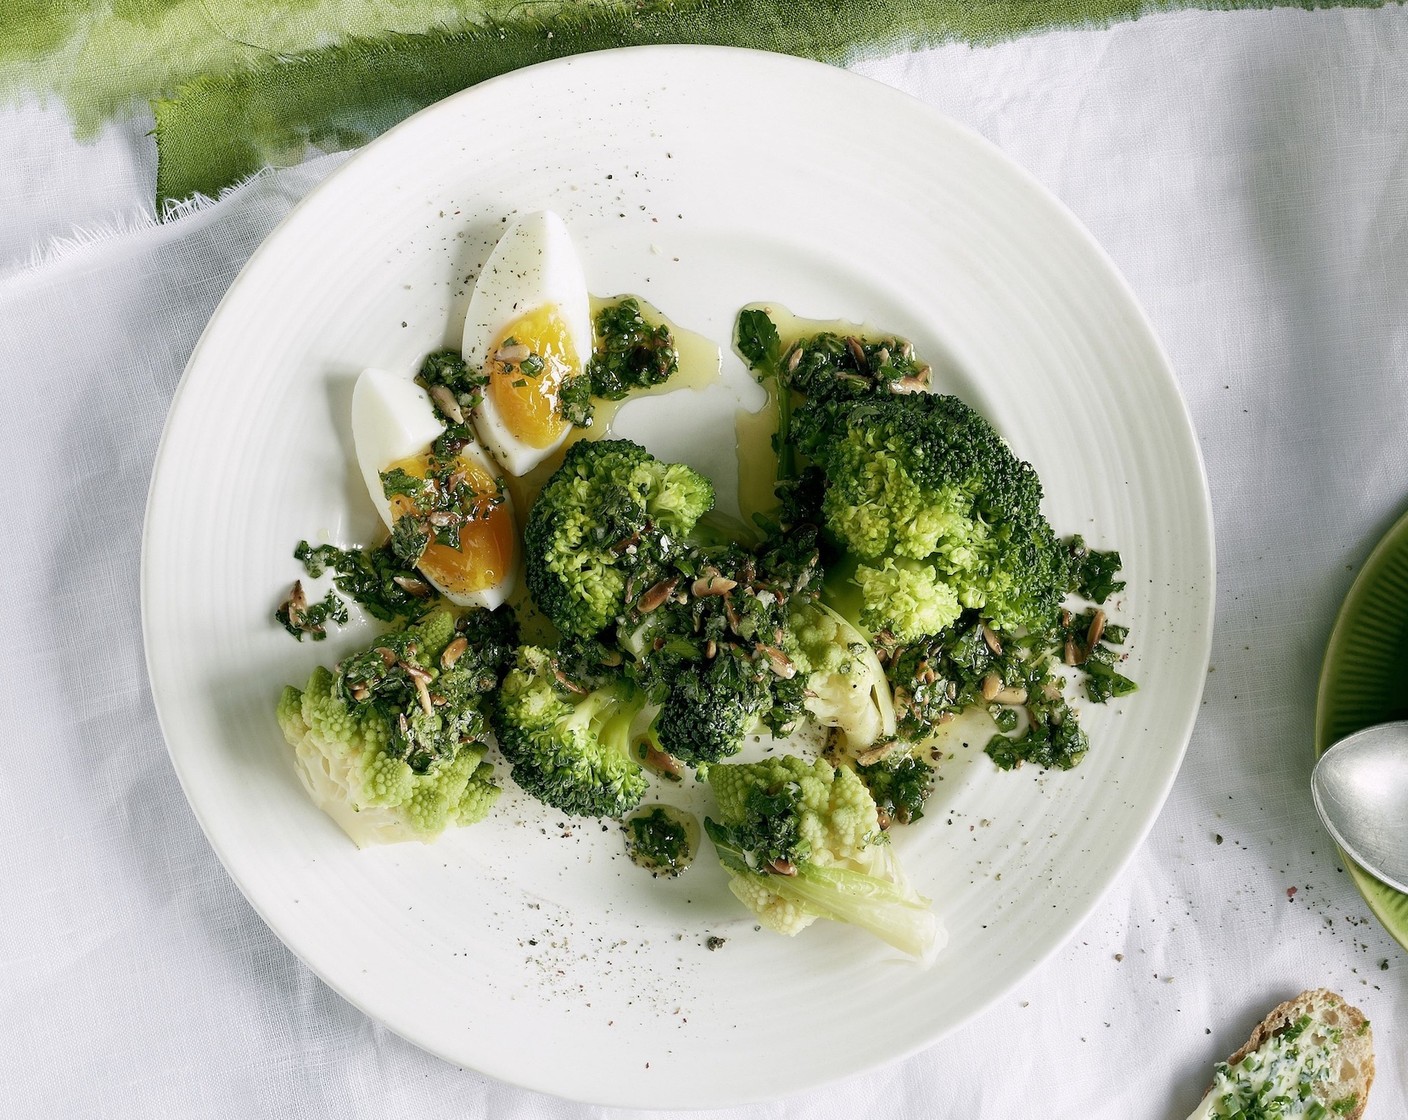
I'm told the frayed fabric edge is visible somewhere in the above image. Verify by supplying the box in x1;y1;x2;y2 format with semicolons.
5;165;276;284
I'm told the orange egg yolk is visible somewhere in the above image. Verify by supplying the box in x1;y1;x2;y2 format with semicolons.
386;453;516;597
486;303;579;449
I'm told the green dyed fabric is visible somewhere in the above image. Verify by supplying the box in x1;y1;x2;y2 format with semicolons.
0;0;1396;207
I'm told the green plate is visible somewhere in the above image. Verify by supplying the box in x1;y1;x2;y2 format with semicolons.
1315;505;1408;948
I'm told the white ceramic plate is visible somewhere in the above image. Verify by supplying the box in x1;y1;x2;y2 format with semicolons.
143;46;1214;1108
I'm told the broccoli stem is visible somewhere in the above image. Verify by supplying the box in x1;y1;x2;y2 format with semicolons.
564;688;639;761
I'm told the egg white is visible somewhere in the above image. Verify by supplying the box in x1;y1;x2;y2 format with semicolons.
462;210;592;475
350;367;518;610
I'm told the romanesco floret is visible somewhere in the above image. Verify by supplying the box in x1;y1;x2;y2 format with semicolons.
275;607;511;846
725;866;813;936
704;755;941;959
276;683;308;742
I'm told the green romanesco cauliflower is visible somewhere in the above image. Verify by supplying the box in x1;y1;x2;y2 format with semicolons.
704;755;941;959
276;606;514;846
723;866;812;937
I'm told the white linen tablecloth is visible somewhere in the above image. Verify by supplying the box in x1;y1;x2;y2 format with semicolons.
2;8;1405;1117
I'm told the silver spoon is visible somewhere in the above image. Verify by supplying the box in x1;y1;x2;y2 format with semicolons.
1312;720;1408;894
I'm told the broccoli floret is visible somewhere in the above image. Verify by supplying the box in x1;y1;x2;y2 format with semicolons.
736;309;1072;646
736;308;1132;770
493;645;656;817
275;607;510;846
704;755;940;960
622;529;822;763
523;439;714;639
652;652;771;765
852;558;963;643
802;391;1069;641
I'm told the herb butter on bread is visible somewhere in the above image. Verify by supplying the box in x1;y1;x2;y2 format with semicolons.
1186;989;1374;1119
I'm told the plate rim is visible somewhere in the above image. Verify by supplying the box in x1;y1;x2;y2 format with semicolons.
140;42;1216;1106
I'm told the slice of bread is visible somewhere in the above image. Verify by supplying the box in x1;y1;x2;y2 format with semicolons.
1191;989;1374;1119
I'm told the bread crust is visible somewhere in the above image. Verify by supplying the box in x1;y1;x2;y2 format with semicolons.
1217;989;1374;1120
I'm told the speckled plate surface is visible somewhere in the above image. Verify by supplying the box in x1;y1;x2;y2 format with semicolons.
1315;506;1408;949
142;46;1214;1108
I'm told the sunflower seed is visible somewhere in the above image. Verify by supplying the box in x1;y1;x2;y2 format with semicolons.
856;739;899;766
758;644;796;679
846;336;868;369
440;636;468;669
982;625;1003;656
428;383;465;424
393;575;433;597
637;576;679;613
551;667;587;694
691;574;737;597
413;675;434;717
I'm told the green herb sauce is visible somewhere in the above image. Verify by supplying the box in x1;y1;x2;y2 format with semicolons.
623;805;698;877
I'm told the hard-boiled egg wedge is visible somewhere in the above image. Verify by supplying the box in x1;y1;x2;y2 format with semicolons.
463;210;592;476
351;367;519;610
